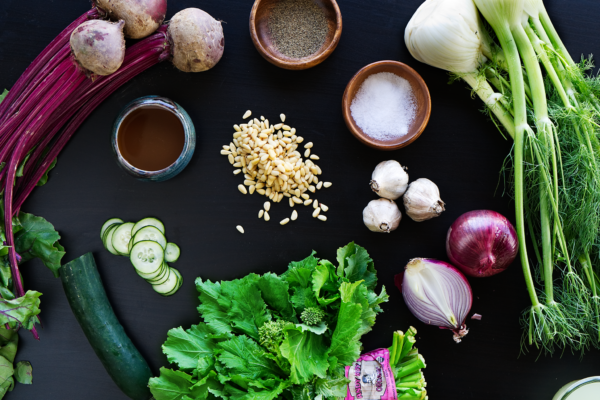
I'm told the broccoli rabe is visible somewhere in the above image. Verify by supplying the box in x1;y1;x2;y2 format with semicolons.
300;307;325;326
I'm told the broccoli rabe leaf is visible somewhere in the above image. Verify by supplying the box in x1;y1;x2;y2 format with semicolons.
280;328;329;384
337;242;377;290
258;273;295;320
148;367;194;400
314;376;350;398
196;279;234;337
162;324;220;371
221;274;271;340
217;336;282;380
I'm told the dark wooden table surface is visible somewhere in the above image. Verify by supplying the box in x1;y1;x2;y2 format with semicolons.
1;0;599;399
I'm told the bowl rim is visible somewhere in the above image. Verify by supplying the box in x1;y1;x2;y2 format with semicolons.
249;0;343;70
342;60;431;151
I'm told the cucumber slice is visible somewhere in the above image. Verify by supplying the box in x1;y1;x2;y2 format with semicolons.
163;268;182;296
152;268;178;295
131;226;167;249
165;243;180;262
137;262;167;281
130;241;164;274
132;218;165;237
112;222;135;256
101;218;123;239
145;263;170;284
102;223;120;244
104;225;120;256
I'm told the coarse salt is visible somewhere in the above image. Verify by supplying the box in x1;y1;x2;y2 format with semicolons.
350;72;416;140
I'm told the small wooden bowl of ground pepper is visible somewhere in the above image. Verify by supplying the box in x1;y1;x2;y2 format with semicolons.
250;0;342;70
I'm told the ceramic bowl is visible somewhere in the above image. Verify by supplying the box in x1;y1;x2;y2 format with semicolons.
249;0;342;70
342;60;431;150
112;96;195;182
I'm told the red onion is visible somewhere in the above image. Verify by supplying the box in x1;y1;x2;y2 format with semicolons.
400;258;472;343
446;210;518;278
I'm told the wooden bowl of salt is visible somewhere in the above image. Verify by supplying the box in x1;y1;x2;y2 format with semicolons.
250;0;342;70
342;60;431;150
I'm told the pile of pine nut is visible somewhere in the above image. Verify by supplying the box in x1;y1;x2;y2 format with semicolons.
221;111;331;232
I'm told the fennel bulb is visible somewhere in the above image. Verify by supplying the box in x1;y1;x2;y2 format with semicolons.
404;0;490;74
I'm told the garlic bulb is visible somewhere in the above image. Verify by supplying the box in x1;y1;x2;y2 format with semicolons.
363;199;402;233
404;0;491;74
370;160;409;200
403;178;445;222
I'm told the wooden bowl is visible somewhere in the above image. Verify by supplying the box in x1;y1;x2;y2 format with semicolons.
249;0;342;70
342;61;431;150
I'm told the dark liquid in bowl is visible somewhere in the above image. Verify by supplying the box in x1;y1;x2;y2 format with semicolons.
118;106;185;171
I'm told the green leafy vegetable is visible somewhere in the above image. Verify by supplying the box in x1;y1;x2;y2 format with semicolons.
150;242;388;399
14;362;32;385
14;212;65;277
0;90;7;105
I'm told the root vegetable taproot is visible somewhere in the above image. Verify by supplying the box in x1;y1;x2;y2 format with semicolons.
94;0;167;39
70;20;126;76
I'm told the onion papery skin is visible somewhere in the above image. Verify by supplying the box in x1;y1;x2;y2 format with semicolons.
401;258;473;343
446;210;518;278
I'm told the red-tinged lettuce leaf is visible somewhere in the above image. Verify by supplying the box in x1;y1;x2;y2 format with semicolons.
257;273;295;320
280;328;329;384
336;242;377;290
162;323;220;371
0;291;41;330
148;367;194;400
0;327;17;363
221;274;271;341
14;361;32;385
217;336;282;380
14;212;64;277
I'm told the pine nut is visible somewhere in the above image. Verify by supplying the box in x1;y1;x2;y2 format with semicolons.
304;142;313;149
234;124;241;132
280;218;290;225
233;169;242;175
303;199;312;206
317;181;323;190
320;204;329;212
277;193;284;202
308;185;316;193
292;196;303;204
228;154;234;164
301;193;310;200
313;208;321;218
282;125;291;131
264;211;271;221
313;200;319;209
323;182;332;188
289;198;295;207
236;225;245;233
243;110;252;119
280;113;286;122
244;180;255;186
264;201;271;212
257;189;266;195
274;123;283;130
221;150;231;155
290;128;296;135
310;154;319;160
318;215;327;221
238;185;248;194
291;210;298;221
295;136;304;144
304;149;311;157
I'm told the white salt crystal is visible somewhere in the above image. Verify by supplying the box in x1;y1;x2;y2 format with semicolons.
350;72;417;140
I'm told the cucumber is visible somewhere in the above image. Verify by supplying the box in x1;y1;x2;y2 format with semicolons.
131;226;167;249
130;241;164;274
112;222;135;256
137;261;167;281
101;218;123;239
132;217;165;237
165;243;180;262
60;253;152;400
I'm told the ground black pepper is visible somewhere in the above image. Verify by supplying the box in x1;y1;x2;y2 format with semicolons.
269;0;328;59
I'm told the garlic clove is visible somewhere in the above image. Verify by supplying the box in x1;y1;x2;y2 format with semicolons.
363;198;402;233
370;160;409;200
403;178;445;222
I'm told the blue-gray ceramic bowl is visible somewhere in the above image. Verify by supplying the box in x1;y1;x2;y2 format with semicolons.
112;96;196;182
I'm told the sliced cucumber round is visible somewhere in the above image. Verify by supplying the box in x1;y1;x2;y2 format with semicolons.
101;218;124;239
104;225;121;256
112;222;135;256
165;243;180;262
130;241;164;275
132;226;166;249
152;268;178;295
164;268;182;296
145;263;170;284
102;223;120;244
132;218;165;237
137;262;167;281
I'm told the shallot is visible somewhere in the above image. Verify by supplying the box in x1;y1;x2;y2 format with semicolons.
446;210;518;278
399;258;472;343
